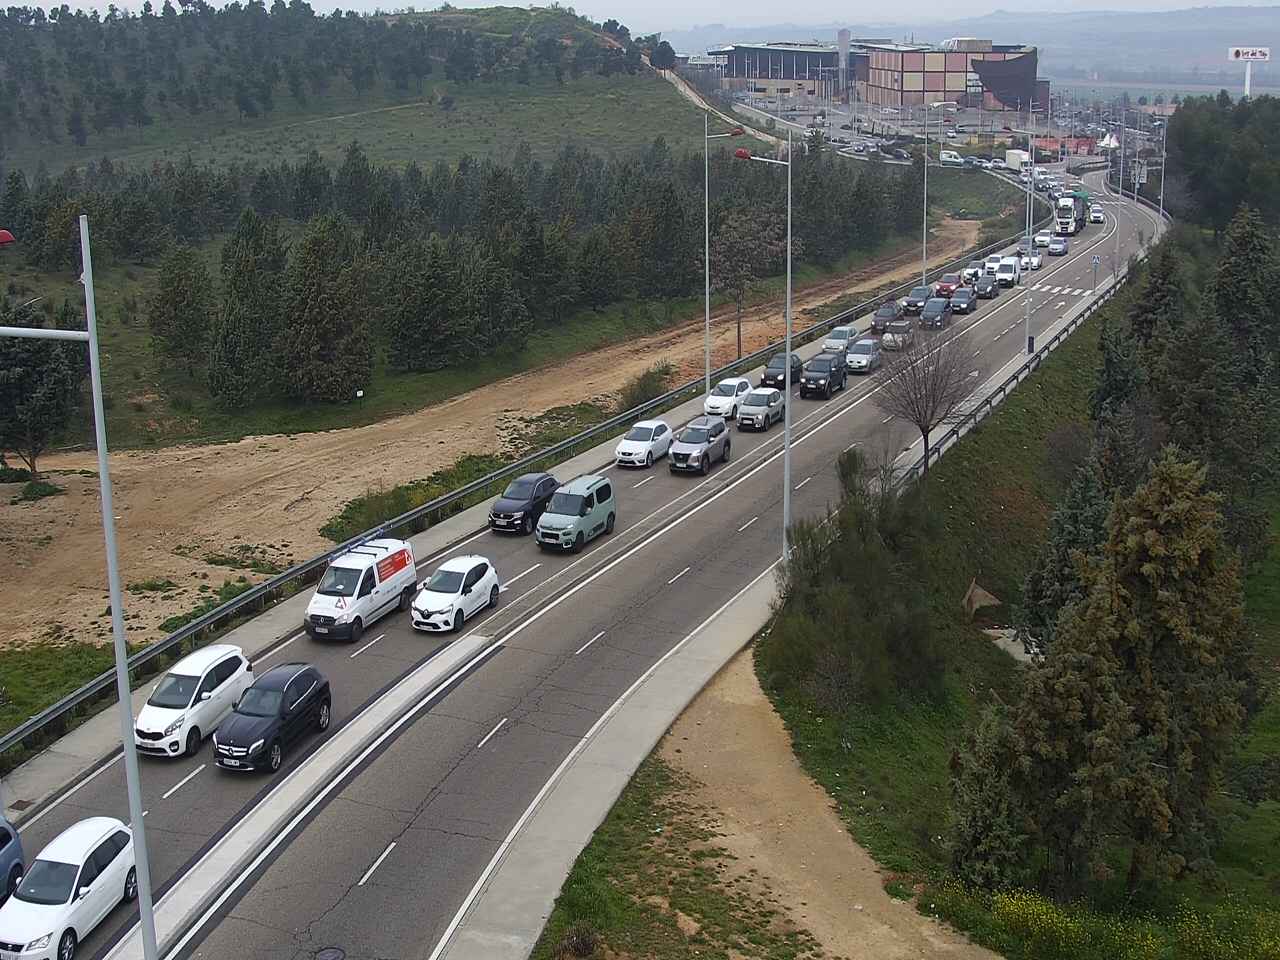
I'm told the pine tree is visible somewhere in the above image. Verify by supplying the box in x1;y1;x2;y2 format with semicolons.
334;140;374;223
1129;242;1188;345
385;239;454;372
573;226;618;309
1212;206;1280;363
206;298;260;409
1089;313;1141;420
0;305;83;478
278;215;371;402
949;705;1030;890
147;245;213;376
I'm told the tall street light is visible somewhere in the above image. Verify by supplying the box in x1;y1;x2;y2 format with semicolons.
0;216;161;960
703;115;745;395
921;100;958;288
735;129;793;563
1158;119;1168;223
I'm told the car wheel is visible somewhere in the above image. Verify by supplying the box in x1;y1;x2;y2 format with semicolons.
349;618;363;645
573;532;585;553
453;609;464;632
124;867;138;903
317;700;331;732
605;512;615;534
488;584;499;609
700;457;709;476
185;727;201;757
58;930;76;960
523;515;534;535
267;741;283;773
731;405;738;420
399;586;413;612
645;451;653;468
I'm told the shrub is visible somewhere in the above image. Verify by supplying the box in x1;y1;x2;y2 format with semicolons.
553;923;599;959
11;479;63;503
615;361;675;415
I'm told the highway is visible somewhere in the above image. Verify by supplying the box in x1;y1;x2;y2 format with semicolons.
14;170;1157;960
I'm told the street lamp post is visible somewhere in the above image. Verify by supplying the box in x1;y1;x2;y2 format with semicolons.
0;216;161;960
703;115;746;390
735;129;793;563
1115;107;1125;276
1158;120;1168;223
921;101;958;289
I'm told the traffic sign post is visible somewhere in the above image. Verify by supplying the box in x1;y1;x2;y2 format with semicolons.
1092;254;1101;292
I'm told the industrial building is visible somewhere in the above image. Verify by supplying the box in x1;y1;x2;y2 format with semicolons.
705;34;1045;111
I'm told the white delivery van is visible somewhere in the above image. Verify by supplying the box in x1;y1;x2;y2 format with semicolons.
938;149;963;167
305;538;417;643
996;256;1022;287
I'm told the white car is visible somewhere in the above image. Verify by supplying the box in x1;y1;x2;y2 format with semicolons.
1034;230;1052;248
1029;251;1043;270
703;377;752;420
614;419;672;468
736;388;784;431
0;818;136;960
983;254;1004;276
411;555;500;633
1090;206;1105;223
133;644;253;758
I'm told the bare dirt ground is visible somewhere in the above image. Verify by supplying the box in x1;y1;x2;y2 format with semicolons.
0;221;978;650
656;649;997;959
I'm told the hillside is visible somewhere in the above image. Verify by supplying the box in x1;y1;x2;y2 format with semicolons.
0;3;649;173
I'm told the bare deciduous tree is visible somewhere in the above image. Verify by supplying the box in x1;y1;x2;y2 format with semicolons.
875;330;974;475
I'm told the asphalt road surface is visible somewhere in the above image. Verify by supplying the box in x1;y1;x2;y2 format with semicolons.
16;171;1157;960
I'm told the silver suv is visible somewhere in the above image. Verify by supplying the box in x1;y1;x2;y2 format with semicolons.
669;416;730;476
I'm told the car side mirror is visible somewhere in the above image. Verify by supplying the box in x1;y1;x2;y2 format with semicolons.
580;505;590;517
200;691;212;701
78;885;91;900
462;585;472;595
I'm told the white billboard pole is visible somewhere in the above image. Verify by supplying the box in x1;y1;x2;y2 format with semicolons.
1228;47;1270;98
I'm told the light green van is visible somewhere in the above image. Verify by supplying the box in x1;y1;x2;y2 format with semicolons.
535;474;616;553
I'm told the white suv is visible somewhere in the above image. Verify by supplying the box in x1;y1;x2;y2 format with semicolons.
134;644;253;758
412;556;501;633
0;817;136;960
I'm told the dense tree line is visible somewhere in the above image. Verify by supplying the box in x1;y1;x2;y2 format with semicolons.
2;138;923;408
0;1;641;159
950;206;1279;900
1163;93;1280;231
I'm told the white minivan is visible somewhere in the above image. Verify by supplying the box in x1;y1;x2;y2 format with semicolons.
134;644;253;757
305;538;417;643
938;149;963;167
996;256;1022;287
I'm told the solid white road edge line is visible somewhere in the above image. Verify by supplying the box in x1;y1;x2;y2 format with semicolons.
424;560;781;960
574;632;605;656
357;841;396;887
349;634;387;660
476;718;508;751
161;764;205;801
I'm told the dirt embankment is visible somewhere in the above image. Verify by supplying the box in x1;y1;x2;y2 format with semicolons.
0;220;978;650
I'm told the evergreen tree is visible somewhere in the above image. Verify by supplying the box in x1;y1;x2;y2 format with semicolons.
66;98;88;147
334;140;374;223
1089;313;1141;420
0;304;83;478
385;238;454;372
206;298;261;409
211;208;288;403
949;705;1030;890
1212;206;1280;362
278;214;371;402
1129;242;1188;345
293;149;331;220
573;225;618;310
147;244;213;376
1;170;32;244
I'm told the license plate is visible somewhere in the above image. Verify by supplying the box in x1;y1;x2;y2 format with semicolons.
222;758;240;767
314;626;328;634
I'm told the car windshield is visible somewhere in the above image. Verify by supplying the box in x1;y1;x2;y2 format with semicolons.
875;304;896;317
679;427;709;444
910;287;930;299
148;673;198;709
850;342;875;355
501;478;536;499
925;299;947;312
712;383;738;397
548;492;584;515
805;360;832;373
743;393;769;407
237;687;283;718
766;354;788;369
941;275;960;284
424;569;464;594
624;426;653;441
14;859;78;906
316;565;360;597
828;329;850;340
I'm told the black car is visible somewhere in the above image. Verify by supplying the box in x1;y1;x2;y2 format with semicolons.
975;275;1000;299
799;353;846;399
760;351;803;390
892;148;911;161
489;471;558;535
921;297;954;329
903;286;932;315
871;300;904;334
951;287;978;314
214;663;331;773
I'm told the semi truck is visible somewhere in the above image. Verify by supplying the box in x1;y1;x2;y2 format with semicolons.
1055;190;1089;235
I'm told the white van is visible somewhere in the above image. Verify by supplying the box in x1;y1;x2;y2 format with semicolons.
984;254;1004;276
938;149;963;167
305;538;417;643
996;256;1022;287
134;644;253;757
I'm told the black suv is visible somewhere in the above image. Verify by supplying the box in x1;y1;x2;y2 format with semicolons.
872;300;904;334
214;663;331;774
760;351;803;390
921;297;954;329
799;353;847;399
489;471;558;535
903;286;932;315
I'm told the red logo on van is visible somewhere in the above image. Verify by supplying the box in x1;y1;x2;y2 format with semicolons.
376;549;410;582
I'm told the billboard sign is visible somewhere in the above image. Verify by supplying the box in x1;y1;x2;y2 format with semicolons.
1228;47;1270;62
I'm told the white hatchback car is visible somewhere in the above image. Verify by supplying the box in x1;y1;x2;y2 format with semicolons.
703;377;752;420
1034;230;1052;248
411;556;500;633
134;644;253;758
614;419;672;468
0;817;136;960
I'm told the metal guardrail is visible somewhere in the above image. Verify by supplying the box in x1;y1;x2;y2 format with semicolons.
0;198;1056;767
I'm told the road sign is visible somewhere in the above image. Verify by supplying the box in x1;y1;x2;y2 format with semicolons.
1228;47;1271;62
1092;255;1101;265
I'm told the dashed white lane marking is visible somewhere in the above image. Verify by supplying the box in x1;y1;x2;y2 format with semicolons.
634;476;654;489
667;566;691;585
575;632;605;656
350;633;387;659
503;563;541;588
358;842;397;887
161;764;206;801
795;476;813;491
738;516;758;533
476;718;508;750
